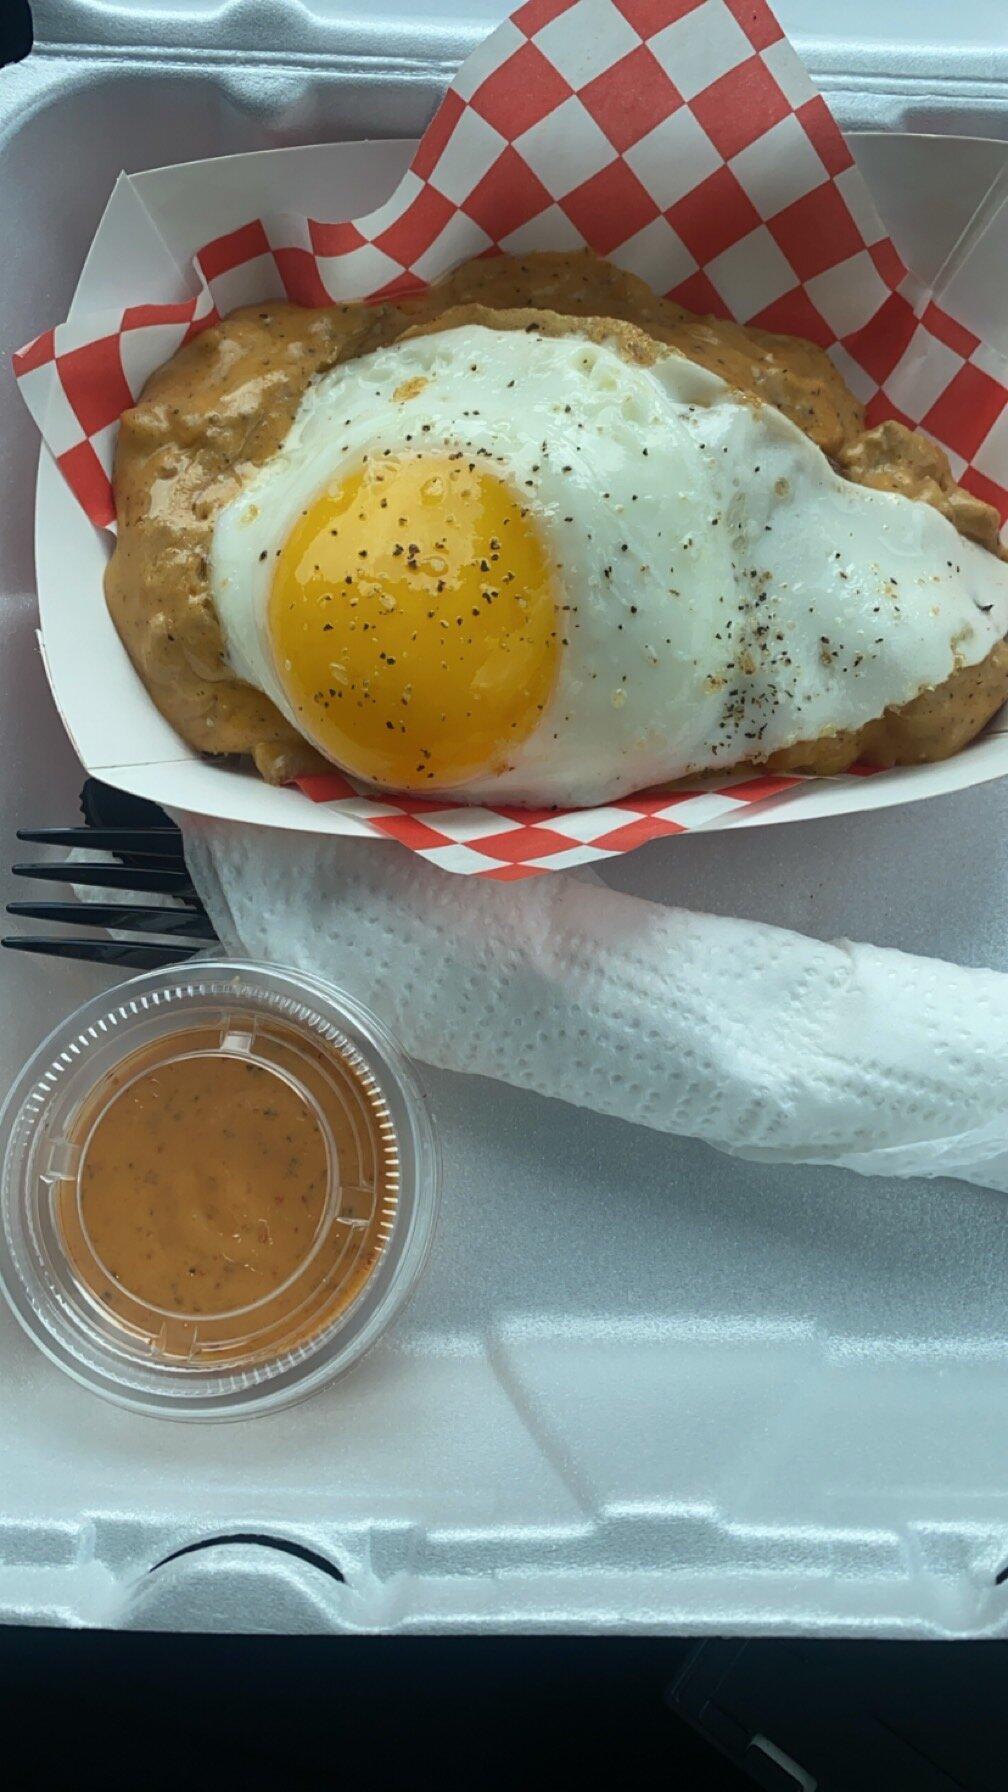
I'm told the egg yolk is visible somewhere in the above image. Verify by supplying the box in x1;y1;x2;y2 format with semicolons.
268;454;560;789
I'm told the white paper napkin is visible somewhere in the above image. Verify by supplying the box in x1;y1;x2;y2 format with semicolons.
175;814;1008;1194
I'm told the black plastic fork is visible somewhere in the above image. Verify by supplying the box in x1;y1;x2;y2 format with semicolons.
3;779;219;968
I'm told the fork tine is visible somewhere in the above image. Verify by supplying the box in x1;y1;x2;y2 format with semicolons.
13;861;195;896
6;901;217;940
17;826;184;859
1;938;202;968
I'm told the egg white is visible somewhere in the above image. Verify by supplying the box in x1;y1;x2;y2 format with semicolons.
211;323;1008;806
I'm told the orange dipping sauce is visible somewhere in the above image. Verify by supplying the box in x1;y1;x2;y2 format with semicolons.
57;1019;398;1367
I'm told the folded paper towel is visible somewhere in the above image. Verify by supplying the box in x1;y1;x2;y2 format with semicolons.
178;816;1008;1192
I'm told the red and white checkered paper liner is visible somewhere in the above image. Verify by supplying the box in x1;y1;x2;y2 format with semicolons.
14;0;1008;880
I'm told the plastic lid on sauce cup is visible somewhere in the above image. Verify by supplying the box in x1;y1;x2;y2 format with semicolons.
0;960;439;1420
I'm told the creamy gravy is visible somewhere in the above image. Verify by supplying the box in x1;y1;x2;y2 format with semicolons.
105;250;1008;783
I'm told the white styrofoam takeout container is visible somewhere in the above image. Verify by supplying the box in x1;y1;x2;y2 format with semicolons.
3;2;1008;1636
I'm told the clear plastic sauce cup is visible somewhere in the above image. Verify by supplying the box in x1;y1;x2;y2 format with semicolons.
0;959;439;1419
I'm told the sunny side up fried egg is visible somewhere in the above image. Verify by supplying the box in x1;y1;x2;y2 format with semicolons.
210;323;1008;808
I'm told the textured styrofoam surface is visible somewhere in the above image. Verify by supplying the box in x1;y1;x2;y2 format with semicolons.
3;19;1008;1635
6;576;1008;1637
